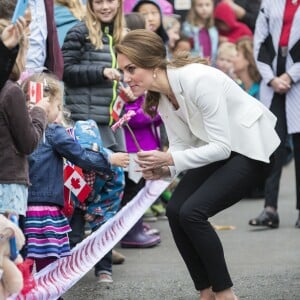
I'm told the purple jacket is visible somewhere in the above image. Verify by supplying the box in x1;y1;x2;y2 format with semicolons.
124;96;162;152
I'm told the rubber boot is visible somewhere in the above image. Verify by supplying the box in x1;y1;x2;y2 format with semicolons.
120;218;161;248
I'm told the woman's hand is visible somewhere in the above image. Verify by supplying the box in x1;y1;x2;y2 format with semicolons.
110;152;130;168
270;76;291;94
1;17;26;49
142;166;170;180
135;150;174;170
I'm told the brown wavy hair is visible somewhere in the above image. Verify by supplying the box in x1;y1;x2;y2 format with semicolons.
85;0;124;49
115;29;208;117
236;37;261;83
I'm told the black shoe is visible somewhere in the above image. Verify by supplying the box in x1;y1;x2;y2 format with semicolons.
249;209;279;228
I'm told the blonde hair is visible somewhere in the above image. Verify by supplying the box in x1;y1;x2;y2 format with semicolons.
115;29;208;117
217;42;237;58
85;0;124;49
21;73;63;106
186;0;214;28
0;19;28;81
163;15;180;31
55;0;85;20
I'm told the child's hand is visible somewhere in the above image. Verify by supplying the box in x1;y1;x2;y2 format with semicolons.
110;152;130;168
84;213;95;222
103;68;122;81
119;83;136;102
33;97;51;115
1;17;26;49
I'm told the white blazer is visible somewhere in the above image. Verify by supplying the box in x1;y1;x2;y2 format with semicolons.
158;64;280;177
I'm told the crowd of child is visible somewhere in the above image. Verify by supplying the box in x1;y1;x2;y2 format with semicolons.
1;0;300;299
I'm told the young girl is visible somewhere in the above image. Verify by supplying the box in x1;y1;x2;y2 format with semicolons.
62;0;127;153
22;73;129;273
71;119;128;284
173;34;193;55
132;0;169;45
182;0;218;65
163;14;181;59
131;0;170;220
0;19;49;218
214;1;253;44
215;41;237;80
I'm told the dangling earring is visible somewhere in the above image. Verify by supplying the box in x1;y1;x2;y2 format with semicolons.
153;73;157;79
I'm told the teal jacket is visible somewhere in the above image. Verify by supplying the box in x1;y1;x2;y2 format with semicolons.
54;4;80;48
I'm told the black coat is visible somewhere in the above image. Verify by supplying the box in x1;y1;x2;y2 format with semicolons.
62;21;118;126
0;40;18;90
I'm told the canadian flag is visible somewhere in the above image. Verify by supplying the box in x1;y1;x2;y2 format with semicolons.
28;81;43;103
112;95;125;122
64;165;92;203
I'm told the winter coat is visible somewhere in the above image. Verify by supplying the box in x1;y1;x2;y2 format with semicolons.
214;2;253;43
62;21;125;150
0;80;46;185
28;124;112;207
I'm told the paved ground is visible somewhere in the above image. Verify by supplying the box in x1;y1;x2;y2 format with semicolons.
63;161;300;300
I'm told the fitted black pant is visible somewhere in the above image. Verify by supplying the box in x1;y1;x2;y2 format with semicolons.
264;51;300;210
166;153;268;292
264;93;300;209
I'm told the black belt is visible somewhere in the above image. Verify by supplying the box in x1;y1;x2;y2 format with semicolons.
279;46;288;57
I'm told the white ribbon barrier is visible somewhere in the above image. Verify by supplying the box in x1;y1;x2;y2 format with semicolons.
9;179;171;300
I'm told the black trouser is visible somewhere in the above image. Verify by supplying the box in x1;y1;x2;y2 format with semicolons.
122;172;145;206
69;207;112;276
166;153;268;292
264;51;300;210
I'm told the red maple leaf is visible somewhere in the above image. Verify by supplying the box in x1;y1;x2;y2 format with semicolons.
116;99;122;110
31;85;35;98
71;177;81;189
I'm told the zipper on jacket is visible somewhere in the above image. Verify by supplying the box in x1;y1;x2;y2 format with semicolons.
104;26;118;126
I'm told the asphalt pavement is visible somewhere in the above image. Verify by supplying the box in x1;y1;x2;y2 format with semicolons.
63;161;300;300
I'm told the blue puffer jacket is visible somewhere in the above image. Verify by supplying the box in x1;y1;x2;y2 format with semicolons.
28;124;113;207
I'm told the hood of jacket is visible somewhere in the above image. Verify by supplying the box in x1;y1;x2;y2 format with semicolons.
54;4;79;28
214;1;253;42
132;0;169;43
214;2;238;31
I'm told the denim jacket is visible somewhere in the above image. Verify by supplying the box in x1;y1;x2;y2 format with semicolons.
28;124;113;207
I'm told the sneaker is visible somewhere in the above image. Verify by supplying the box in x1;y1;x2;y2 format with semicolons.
151;202;167;220
98;273;113;284
112;249;125;265
143;207;158;222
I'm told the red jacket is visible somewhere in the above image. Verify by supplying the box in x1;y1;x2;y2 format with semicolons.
214;2;253;43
